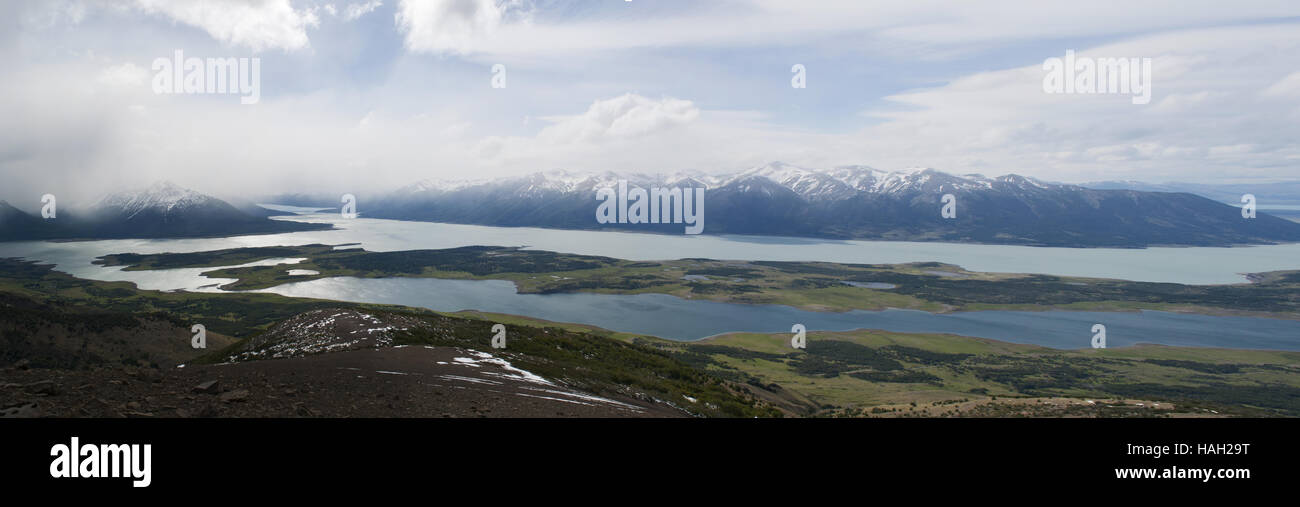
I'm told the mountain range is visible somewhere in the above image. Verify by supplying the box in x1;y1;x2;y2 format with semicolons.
356;163;1300;247
6;166;1299;247
0;181;329;241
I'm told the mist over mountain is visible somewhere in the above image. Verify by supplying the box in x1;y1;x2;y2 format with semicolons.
359;163;1300;247
0;182;329;241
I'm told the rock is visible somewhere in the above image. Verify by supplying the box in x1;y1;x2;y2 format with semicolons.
125;401;141;410
197;404;221;417
0;402;40;418
130;368;161;383
219;389;249;403
193;380;220;394
12;359;30;370
25;380;59;396
174;408;192;418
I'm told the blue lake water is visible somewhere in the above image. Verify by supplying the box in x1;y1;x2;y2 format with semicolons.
1;212;1300;285
257;276;1300;350
2;212;1299;350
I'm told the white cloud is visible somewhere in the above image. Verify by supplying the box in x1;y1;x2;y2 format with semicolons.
132;0;320;52
841;23;1300;182
1150;91;1210;113
422;0;1300;61
1262;71;1300;98
2;0;1298;204
395;0;525;55
341;0;383;21
538;94;700;144
96;63;149;87
18;0;88;30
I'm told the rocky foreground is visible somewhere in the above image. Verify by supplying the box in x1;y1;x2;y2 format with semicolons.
0;308;692;418
0;346;684;418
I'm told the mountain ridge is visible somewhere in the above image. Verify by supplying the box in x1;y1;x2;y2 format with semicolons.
7;167;1298;247
0;182;330;241
361;163;1300;247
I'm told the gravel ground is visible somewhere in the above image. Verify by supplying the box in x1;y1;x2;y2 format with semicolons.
0;346;685;418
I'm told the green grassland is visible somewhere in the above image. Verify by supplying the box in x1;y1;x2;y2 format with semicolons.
95;244;1300;319
667;330;1300;417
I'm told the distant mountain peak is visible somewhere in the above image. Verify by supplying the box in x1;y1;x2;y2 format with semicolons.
1;180;331;241
94;181;222;220
395;164;1076;203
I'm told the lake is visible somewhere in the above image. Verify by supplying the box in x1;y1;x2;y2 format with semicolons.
1;212;1299;285
257;275;1300;350
1;211;1298;350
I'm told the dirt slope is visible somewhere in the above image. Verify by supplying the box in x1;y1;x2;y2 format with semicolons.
1;346;685;417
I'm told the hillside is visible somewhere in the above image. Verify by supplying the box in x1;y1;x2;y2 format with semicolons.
0;262;780;417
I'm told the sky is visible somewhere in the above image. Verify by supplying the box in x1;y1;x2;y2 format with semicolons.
1;0;1298;205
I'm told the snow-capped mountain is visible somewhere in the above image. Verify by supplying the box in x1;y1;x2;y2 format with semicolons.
731;162;859;200
392;163;1066;202
0;182;330;241
380;163;1072;207
92;181;226;220
361;163;1300;247
8;171;1293;246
